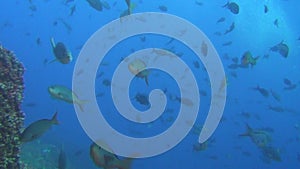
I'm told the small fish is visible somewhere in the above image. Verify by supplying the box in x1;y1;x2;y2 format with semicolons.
193;61;200;68
223;2;239;14
251;85;269;97
268;105;285;113
240;51;259;68
216;17;226;23
273;19;279;27
69;5;76;16
36;37;41;45
21;112;59;142
201;41;208;57
224;22;235;35
158;5;168;12
222;41;232;46
50;37;72;64
195;0;203;6
86;0;103;11
48;85;86;111
270;41;289;58
133;93;150;106
283;78;292;86
264;5;268;13
90;142;132;169
58;147;68;169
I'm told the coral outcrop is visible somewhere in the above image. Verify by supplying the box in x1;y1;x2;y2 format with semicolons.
0;45;25;169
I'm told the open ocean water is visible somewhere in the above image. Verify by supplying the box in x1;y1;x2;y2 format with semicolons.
1;0;300;169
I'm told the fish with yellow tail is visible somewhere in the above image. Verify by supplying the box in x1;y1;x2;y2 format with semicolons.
90;142;133;169
21;112;59;142
128;59;150;86
50;37;72;64
48;85;86;112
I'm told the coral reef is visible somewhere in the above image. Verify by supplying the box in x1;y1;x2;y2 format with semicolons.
0;45;25;169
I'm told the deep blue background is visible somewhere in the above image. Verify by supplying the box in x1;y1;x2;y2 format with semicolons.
1;0;299;168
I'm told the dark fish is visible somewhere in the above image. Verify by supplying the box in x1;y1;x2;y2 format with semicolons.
273;19;279;27
21;112;59;142
133;93;150;106
86;0;103;11
224;22;235;35
216;17;226;23
264;5;268;13
139;36;146;42
240;51;259;68
58;147;67;169
268;105;284;113
270;41;289;58
158;5;168;12
195;0;203;6
193;61;200;68
283;78;292;86
36;37;41;45
102;79;111;86
252;85;269;97
222;41;232;46
69;5;76;16
29;5;37;11
223;2;239;14
50;37;72;64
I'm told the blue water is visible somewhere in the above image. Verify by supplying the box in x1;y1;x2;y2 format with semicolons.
1;0;300;169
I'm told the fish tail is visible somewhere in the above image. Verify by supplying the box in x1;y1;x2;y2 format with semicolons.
51;111;59;124
50;37;55;48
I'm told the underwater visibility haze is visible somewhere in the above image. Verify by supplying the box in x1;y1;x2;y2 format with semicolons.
0;0;300;169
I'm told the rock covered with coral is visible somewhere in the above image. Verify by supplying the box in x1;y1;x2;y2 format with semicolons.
0;45;25;169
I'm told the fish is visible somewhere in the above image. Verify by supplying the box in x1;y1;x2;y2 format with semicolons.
273;19;279;27
222;41;232;46
201;41;208;57
268;105;285;113
48;85;86;111
158;5;168;12
251;85;269;97
223;2;239;14
283;78;292;86
195;0;203;6
133;93;150;106
224;22;235;35
86;0;103;11
240;51;259;68
264;5;268;13
128;59;150;86
90;142;132;169
58;147;68;169
69;5;76;16
50;37;72;64
270;41;289;58
21;112;59;142
239;124;272;148
216;17;226;23
36;37;41;45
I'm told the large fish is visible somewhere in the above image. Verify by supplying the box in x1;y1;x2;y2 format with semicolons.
90;142;132;169
48;85;86;111
50;37;72;64
239;124;272;148
223;1;239;14
21;112;59;142
270;41;289;58
86;0;103;11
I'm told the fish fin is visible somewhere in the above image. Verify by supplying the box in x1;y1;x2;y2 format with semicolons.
50;37;55;49
51;111;59;124
222;1;229;8
117;158;133;169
